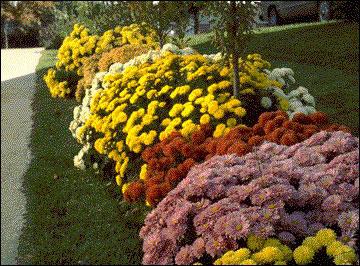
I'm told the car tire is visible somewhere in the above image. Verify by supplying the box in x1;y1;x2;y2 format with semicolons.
319;1;331;22
268;7;279;26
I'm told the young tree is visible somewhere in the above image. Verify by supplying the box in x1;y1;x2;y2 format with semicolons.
128;1;191;47
204;1;259;98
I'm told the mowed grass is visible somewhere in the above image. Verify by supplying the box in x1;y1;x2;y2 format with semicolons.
189;21;359;135
17;50;148;265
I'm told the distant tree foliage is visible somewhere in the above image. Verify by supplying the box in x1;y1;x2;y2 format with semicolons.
203;1;259;98
128;1;192;47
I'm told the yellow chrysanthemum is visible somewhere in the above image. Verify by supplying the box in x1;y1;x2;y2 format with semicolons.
293;245;314;265
315;228;337;246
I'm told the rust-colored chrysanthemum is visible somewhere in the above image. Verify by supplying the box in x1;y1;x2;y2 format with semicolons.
191;130;207;145
280;132;298;146
248;135;264;146
270;127;287;143
145;185;164;206
264;120;278;135
308;111;329;125
272;115;287;127
123;181;145;202
258;111;277;126
252;123;265;135
227;142;251;157
292;112;313;124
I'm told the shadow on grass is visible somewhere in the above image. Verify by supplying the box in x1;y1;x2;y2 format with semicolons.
17;57;148;265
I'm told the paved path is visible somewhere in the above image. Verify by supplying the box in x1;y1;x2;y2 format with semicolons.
1;47;44;265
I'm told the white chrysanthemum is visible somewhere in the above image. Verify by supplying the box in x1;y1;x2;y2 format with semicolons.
74;154;85;170
294;106;309;115
263;69;271;75
289;99;303;110
212;52;223;61
161;43;180;54
304;106;316;114
73;106;81;119
302;93;316;106
93;162;98;170
272;87;288;99
288;75;296;83
83;143;91;152
297;86;308;94
203;52;223;62
261;97;272;109
109;63;124;73
75;127;85;143
288;89;301;98
282;67;294;76
181;47;195;55
69;121;79;137
277;77;286;85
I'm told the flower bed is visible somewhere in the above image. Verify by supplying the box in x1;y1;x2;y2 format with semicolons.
140;131;359;264
43;23;158;100
69;43;291;191
39;22;359;265
124;110;351;206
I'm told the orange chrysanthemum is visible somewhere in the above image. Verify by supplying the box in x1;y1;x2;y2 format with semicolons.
124;181;145;202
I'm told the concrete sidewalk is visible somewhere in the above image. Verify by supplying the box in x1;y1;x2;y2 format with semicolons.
1;47;44;265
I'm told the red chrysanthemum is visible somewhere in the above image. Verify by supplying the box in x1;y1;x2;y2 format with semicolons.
264;120;278;135
145;185;164;207
272;115;287;127
248;135;264;146
165;167;182;185
191;130;206;145
252;123;265;136
227;142;251;157
308;111;329;125
258;111;277;126
280;132;298;146
124;181;145;202
270;127;287;143
292;112;312;124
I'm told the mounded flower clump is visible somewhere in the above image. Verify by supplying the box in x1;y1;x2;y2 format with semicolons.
123;110;351;206
69;44;287;189
139;130;359;265
212;228;358;265
44;23;158;99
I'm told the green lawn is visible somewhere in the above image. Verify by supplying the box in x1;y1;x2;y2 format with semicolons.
189;20;359;135
17;50;148;265
18;20;359;265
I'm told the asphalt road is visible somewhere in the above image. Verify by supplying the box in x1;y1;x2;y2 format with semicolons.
1;47;44;265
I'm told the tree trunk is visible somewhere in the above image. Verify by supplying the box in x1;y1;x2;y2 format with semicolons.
4;31;9;49
4;20;9;49
230;2;240;98
194;9;199;34
232;52;240;98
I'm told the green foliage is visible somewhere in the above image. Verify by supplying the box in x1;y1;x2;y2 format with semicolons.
129;1;191;47
39;1;135;49
204;1;258;60
203;1;259;97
